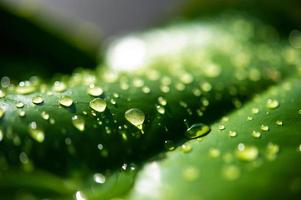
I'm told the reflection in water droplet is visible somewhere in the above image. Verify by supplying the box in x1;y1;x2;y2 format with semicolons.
185;123;210;139
72;115;85;132
89;98;106;113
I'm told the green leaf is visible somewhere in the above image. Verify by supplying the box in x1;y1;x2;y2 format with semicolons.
0;14;300;199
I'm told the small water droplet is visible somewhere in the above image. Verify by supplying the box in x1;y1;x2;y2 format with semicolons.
15;81;36;94
89;98;106;113
32;96;44;105
19;110;26;117
15;101;24;108
29;122;45;143
52;81;66;92
252;131;261;138
228;130;237;137
219;124;225;130
72;115;85;132
158;96;167;106
266;143;279;161
266;99;279;109
252;107;259;114
87;85;103;97
180;144;192;153
41;111;50;120
59;96;73;107
185;123;210;139
260;124;269;131
125;108;145;129
164;140;176;151
276;120;283;126
93;173;106;184
209;148;220;158
156;105;165;114
235;143;258;161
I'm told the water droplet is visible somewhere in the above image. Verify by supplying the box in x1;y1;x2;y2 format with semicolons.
266;143;279;161
156;105;165;114
125;108;145;128
16;101;24;108
180;144;192;153
29;122;45;143
164;140;176;151
158;96;167;106
219;124;225;130
0;107;5;119
185;123;210;139
87;85;103;97
32;96;44;105
72;115;85;132
252;107;259;114
52;81;66;92
89;98;106;113
222;165;240;181
235;143;258;161
260;124;269;131
276;120;283;126
19;110;26;117
142;86;151;94
15;81;36;94
75;191;86;200
41;111;50;120
59;96;73;107
93;173;106;184
252;131;261;138
228;130;237;137
266;99;279;109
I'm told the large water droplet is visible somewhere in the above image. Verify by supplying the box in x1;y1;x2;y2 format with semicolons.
89;98;106;113
72;115;85;132
185;123;210;139
125;108;145;128
59;96;73;107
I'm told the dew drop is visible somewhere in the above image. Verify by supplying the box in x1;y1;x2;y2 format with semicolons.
266;99;279;109
59;96;73;107
252;107;259;114
87;85;103;97
72;115;85;132
276;120;283;126
52;81;66;92
15;81;36;94
29;122;45;143
260;124;269;131
235;143;258;161
89;98;106;113
16;101;24;108
219;124;225;130
41;111;50;120
93;173;106;184
156;105;165;114
32;96;44;105
164;140;176;151
185;123;210;139
158;96;167;106
180;144;192;153
266;143;279;161
125;108;145;128
209;148;220;158
19;110;26;117
228;130;237;137
182;166;199;182
252;131;261;138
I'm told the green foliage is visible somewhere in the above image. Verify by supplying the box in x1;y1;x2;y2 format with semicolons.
0;10;301;200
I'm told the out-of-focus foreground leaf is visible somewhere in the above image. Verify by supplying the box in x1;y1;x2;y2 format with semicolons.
0;2;100;80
